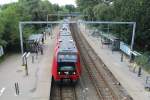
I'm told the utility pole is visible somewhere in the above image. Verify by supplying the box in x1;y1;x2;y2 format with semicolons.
19;23;24;55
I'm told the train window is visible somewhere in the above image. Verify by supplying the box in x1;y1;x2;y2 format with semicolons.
58;54;77;62
58;62;75;71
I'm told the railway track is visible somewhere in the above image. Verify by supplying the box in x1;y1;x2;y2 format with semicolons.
50;80;77;100
70;23;132;100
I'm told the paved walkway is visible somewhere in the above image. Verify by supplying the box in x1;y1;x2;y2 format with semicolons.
0;27;57;100
79;24;150;100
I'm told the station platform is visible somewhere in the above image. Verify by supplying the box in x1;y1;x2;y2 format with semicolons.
0;27;57;100
79;24;150;100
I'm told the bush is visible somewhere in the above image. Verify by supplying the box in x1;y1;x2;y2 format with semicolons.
135;54;150;73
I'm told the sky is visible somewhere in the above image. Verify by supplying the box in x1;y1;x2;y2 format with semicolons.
0;0;76;6
49;0;76;6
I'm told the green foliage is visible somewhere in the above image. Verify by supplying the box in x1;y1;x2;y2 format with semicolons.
0;3;20;48
65;5;75;13
93;4;114;21
0;0;69;52
135;54;150;73
76;0;150;51
19;0;55;21
135;54;149;66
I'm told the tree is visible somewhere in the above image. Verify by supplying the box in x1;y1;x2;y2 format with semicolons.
76;0;150;51
19;0;54;21
93;4;114;21
0;3;21;50
65;5;75;13
0;0;64;52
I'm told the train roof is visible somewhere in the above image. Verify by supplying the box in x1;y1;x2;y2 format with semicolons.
57;21;78;62
59;23;71;36
58;35;77;54
59;30;71;36
58;21;77;54
57;35;78;62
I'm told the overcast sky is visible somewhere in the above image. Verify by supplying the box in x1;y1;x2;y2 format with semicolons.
0;0;76;6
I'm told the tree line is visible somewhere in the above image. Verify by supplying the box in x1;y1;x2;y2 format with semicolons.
0;0;75;53
76;0;150;52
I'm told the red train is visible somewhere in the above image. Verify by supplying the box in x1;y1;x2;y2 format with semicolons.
52;21;81;83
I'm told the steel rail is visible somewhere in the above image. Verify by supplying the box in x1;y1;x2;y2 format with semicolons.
70;23;133;100
70;23;116;100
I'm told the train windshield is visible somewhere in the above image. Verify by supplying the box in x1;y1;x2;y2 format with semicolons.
58;62;75;71
58;54;77;62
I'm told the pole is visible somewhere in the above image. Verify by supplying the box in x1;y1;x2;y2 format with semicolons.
107;24;109;34
84;23;86;33
138;67;142;77
16;82;19;95
51;24;53;39
130;23;136;61
47;15;48;28
25;57;28;76
131;23;136;51
22;52;27;66
107;24;110;48
32;55;34;63
19;23;24;55
15;82;19;95
15;83;18;95
121;52;123;62
44;32;46;40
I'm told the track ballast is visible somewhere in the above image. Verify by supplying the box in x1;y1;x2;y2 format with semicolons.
70;23;132;100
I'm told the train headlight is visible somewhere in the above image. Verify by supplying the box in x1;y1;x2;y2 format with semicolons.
58;72;61;75
73;72;76;75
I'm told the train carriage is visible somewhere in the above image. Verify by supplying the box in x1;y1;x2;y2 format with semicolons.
52;21;81;83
